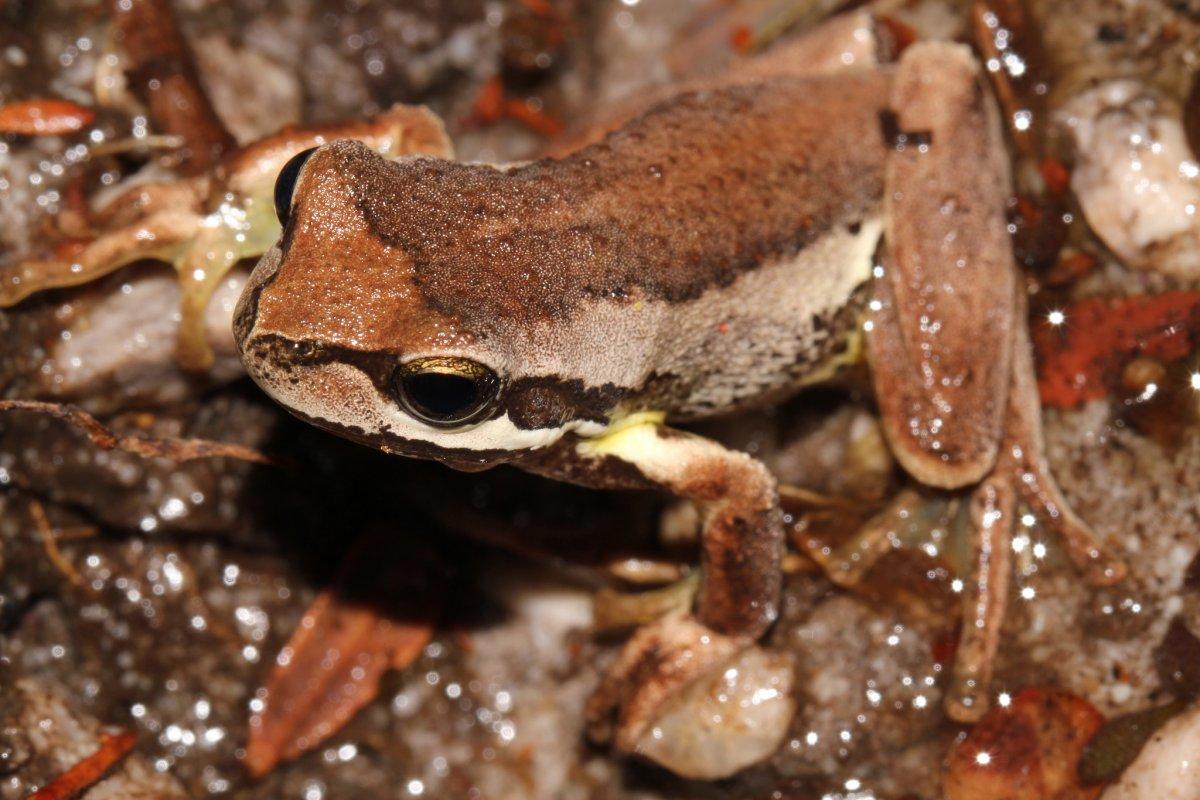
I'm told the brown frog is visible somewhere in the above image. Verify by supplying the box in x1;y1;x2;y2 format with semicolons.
233;14;1125;779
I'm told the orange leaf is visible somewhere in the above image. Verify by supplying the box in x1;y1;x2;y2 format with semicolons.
944;687;1105;800
469;76;506;124
876;15;919;56
503;98;564;138
1039;156;1072;196
0;99;94;136
29;730;137;800
1043;251;1098;287
1032;291;1200;408
243;535;442;777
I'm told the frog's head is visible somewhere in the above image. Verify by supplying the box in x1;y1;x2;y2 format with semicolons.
234;141;615;469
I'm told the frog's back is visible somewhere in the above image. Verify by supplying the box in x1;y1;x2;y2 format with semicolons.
347;71;891;417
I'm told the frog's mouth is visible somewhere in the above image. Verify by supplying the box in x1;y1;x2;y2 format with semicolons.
279;400;518;472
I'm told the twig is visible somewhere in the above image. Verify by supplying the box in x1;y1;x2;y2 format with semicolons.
0;400;273;465
28;729;137;800
110;0;235;173
28;499;86;589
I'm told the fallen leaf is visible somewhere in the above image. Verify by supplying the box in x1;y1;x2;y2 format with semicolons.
1031;291;1200;408
1039;157;1072;196
1043;251;1098;287
112;0;235;173
1078;700;1187;786
29;729;137;800
1154;617;1200;700
0;98;94;136
944;687;1106;800
243;533;442;777
876;16;918;55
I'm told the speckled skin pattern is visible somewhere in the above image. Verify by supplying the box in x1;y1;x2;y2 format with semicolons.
233;33;1128;764
235;71;891;463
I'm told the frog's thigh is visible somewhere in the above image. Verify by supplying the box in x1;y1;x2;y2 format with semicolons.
579;421;783;638
866;41;1016;490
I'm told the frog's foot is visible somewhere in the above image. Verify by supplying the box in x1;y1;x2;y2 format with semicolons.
586;614;794;780
793;488;924;588
945;310;1127;723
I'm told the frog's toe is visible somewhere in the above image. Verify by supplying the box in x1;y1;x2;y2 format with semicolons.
1071;537;1128;586
587;614;795;780
1011;465;1127;586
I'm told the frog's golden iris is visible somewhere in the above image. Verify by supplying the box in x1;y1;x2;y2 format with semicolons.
392;356;501;427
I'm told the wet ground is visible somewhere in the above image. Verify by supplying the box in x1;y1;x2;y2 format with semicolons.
2;1;1200;798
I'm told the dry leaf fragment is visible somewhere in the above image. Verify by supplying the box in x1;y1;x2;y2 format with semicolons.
0;99;94;136
1078;700;1187;787
28;729;137;800
1031;292;1200;408
243;534;442;777
0;400;273;465
111;0;235;173
944;687;1106;800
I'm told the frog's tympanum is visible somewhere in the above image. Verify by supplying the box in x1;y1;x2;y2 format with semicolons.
234;14;1126;779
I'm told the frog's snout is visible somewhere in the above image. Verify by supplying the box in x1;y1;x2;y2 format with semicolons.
232;245;284;359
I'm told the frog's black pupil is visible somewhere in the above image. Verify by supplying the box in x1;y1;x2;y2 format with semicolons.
402;372;483;422
273;147;318;226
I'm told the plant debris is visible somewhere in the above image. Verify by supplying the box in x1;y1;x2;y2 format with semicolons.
0;400;274;465
0;99;95;136
1031;292;1200;408
943;687;1105;800
243;534;442;777
28;729;137;800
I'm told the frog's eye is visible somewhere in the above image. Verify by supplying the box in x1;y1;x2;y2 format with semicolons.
393;357;501;428
273;147;318;226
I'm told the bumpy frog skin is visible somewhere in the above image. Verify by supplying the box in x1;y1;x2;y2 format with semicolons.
235;12;1126;780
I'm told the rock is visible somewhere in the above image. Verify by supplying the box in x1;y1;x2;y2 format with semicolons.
634;645;795;780
1101;700;1200;799
1060;80;1200;279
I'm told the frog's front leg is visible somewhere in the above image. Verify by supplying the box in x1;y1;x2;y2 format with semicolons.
527;415;791;778
866;43;1126;722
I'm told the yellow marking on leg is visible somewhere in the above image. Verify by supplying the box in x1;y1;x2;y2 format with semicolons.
577;411;666;459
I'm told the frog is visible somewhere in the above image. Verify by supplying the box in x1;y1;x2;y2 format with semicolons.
233;13;1127;779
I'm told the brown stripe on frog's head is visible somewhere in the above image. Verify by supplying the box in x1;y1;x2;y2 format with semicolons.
234;141;621;463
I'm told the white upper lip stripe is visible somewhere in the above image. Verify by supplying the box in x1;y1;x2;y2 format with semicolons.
252;359;603;452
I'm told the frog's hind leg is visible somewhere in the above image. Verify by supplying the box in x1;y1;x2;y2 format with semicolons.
866;41;1021;722
869;42;1125;722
